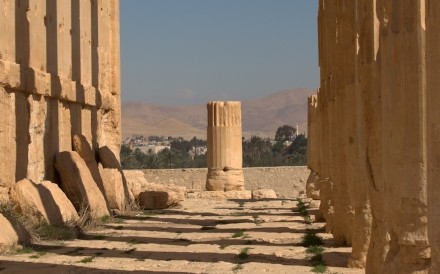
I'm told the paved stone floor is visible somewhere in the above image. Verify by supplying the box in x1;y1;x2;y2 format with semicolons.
0;198;363;274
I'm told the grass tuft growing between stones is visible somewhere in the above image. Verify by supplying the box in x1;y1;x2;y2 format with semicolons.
34;222;79;241
301;231;324;247
79;256;95;263
232;230;249;238
295;198;312;223
237;247;252;260
232;263;244;272
252;215;263;225
312;263;328;273
15;247;34;254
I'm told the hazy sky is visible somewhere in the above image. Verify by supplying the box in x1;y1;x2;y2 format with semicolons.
120;0;319;105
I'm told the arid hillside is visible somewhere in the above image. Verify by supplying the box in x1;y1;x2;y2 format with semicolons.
122;88;315;140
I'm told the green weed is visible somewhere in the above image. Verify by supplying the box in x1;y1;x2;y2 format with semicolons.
79;256;95;263
232;231;245;238
232;263;244;272
238;247;251;260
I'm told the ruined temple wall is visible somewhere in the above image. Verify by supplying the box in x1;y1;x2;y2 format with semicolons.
0;0;121;190
137;166;310;198
312;0;436;272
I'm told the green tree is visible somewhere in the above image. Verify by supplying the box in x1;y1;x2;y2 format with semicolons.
287;134;308;165
275;125;297;142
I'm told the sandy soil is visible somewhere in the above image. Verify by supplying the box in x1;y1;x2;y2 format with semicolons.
0;198;364;274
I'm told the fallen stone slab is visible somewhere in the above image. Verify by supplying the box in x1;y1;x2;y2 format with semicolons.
9;179;79;226
72;135;106;196
0;186;9;203
55;151;109;219
123;170;148;199
98;146;135;204
0;213;30;253
138;183;185;209
99;166;126;211
252;189;277;200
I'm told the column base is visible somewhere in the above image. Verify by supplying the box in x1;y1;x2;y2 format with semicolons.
206;168;244;191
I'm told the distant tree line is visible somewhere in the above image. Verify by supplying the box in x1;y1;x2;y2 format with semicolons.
121;137;207;169
243;125;307;167
121;125;307;169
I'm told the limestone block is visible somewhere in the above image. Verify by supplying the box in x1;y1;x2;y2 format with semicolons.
98;146;134;203
138;183;185;209
26;95;48;183
99;166;126;211
0;213;30;253
9;179;79;226
72;135;106;196
206;101;244;191
0;213;20;253
305;171;320;200
123;170;148;199
54;151;109;219
252;189;277;200
0;187;9;204
0;87;16;188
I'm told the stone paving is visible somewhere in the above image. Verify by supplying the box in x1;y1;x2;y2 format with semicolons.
0;198;363;274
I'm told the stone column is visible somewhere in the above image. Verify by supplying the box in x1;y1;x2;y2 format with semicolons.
427;0;440;273
206;101;244;191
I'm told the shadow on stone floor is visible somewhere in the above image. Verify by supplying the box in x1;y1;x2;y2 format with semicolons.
0;260;193;274
28;245;311;267
78;234;299;247
101;224;312;235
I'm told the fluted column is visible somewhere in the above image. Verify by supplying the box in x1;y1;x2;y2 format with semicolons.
206;101;244;191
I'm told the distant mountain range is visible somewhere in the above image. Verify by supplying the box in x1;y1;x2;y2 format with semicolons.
122;88;316;140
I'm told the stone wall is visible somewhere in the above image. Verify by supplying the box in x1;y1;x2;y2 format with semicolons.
309;0;438;272
136;166;309;198
0;0;121;194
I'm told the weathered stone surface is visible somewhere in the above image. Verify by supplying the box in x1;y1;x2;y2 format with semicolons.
305;171;320;200
0;1;121;193
9;179;79;226
252;189;277;200
190;190;252;200
0;187;9;204
206;101;244;191
99;166;126;211
72;135;105;195
54;151;109;219
99;146;134;203
206;169;244;192
0;213;30;253
138;183;185;209
123;170;148;199
0;213;21;253
311;1;433;272
137;166;309;198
